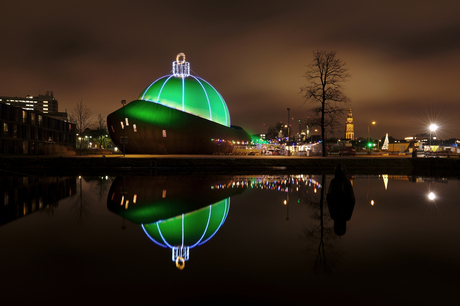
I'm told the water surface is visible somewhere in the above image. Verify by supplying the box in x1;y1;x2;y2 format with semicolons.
1;173;459;305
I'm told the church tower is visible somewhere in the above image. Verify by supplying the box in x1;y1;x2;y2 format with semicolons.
345;109;354;140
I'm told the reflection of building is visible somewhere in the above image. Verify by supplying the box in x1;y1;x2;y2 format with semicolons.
345;109;354;140
107;53;250;154
107;176;245;269
0;102;76;154
0;176;77;226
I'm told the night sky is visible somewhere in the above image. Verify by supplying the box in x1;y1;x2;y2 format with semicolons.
2;0;460;140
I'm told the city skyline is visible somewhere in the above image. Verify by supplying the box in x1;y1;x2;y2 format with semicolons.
2;0;459;140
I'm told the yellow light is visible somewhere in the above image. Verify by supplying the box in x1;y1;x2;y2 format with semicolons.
175;256;185;270
125;200;129;209
133;194;137;204
283;200;287;205
120;196;124;206
371;200;374;205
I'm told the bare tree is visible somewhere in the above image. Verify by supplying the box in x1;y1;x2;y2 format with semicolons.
70;100;93;134
301;51;351;156
70;100;92;152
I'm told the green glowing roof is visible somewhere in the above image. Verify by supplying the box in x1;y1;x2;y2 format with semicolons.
138;75;230;127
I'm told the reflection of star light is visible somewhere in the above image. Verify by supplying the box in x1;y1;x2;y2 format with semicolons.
428;192;436;200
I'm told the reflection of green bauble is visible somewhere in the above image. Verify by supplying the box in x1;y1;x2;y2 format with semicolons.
143;199;229;246
138;75;230;127
142;199;230;267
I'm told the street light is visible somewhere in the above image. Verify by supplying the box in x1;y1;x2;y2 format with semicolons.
368;121;376;155
288;108;291;145
121;99;126;156
429;124;438;152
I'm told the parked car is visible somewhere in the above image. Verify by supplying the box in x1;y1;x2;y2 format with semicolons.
339;147;356;156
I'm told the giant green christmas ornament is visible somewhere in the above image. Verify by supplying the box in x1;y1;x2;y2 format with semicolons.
139;53;230;127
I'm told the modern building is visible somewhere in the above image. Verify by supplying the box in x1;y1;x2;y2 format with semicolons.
0;102;76;154
0;91;59;114
345;109;354;140
107;53;251;154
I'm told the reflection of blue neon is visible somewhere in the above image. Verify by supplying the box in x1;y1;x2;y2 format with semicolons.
141;198;230;253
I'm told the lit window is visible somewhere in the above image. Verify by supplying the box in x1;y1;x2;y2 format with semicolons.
162;130;167;137
133;124;137;132
125;118;129;126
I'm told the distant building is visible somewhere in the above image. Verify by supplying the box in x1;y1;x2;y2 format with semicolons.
345;109;354;140
0;91;59;114
0;102;76;154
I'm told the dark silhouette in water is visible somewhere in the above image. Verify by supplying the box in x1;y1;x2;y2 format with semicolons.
326;164;355;236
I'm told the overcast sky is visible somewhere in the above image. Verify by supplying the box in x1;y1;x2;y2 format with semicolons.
2;0;460;139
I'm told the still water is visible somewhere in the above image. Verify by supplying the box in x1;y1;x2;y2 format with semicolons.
1;173;459;305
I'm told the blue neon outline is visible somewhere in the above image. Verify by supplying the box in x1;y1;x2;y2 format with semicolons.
191;76;212;121
157;75;174;103
196;76;230;127
181;77;185;111
181;213;185;247
189;205;213;249
157;222;175;249
200;198;230;245
140;75;170;100
141;224;167;248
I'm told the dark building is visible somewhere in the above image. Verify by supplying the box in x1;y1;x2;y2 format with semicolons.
107;53;251;154
0;102;76;154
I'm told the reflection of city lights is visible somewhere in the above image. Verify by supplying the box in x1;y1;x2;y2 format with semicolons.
120;196;124;206
283;200;287;205
428;192;436;200
314;188;317;193
133;194;137;204
371;200;374;206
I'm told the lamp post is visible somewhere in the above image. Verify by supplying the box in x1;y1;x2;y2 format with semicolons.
368;121;376;155
429;124;438;152
287;108;290;142
121;99;126;156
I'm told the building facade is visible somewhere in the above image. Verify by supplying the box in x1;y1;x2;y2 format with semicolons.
0;102;76;154
0;91;58;114
345;109;354;140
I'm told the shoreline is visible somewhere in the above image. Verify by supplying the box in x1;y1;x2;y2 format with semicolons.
1;155;459;177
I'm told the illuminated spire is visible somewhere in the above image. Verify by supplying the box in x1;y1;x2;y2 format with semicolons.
172;52;190;77
382;133;389;150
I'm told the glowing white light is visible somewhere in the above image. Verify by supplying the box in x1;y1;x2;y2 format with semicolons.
429;124;438;132
428;192;436;200
172;53;190;77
